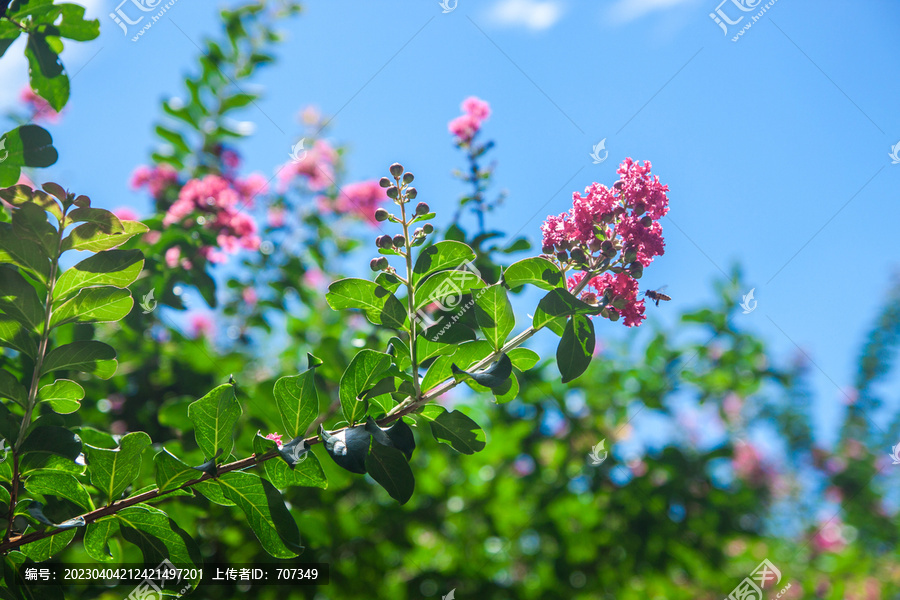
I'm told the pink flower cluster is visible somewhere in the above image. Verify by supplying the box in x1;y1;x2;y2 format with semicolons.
567;271;646;327
277;139;337;192
130;164;179;198
541;159;671;327
317;180;388;223
20;86;60;123
448;96;491;143
163;174;265;263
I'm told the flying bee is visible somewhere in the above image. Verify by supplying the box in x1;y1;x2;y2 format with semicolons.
644;286;671;306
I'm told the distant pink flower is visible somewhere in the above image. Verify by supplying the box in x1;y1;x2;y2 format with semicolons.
113;207;139;221
303;268;325;289
811;518;846;553
265;432;284;448
628;458;648;477
267;206;286;228
723;393;743;422
222;149;241;170
320;180;388;222
130;164;179;198
449;96;491;143
20;87;60;123
143;231;161;244
188;314;214;339
233;173;269;206
16;173;35;188
300;105;321;125
277;139;337;192
732;440;769;486
242;287;258;307
824;485;843;504
462;96;491;121
164;246;181;268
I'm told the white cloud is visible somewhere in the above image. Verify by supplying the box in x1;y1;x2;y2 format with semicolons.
487;0;564;31
607;0;701;24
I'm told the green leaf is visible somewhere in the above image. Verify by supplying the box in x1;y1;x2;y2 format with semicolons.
216;471;303;559
451;354;512;389
413;268;484;312
50;286;133;327
153;449;197;493
52;4;101;41
219;93;257;112
419;406;486;454
502;257;564;290
25;32;69;112
365;441;415;505
533;288;597;330
273;362;319;439
37;379;84;414
0;316;38;357
0;371;26;406
12;201;56;257
0;125;58;187
492;370;520;403
53;249;144;302
412;241;477;284
21;426;81;461
24;471;92;510
421;340;493;391
42;340;117;378
253;435;327;490
557;314;595;384
0;225;50;281
84;518;119;561
415;335;459;363
364;417;415;460
21;529;76;562
507;347;540;371
116;505;200;569
325;278;406;329
155;126;191;155
83;431;152;504
319;424;370;475
0;185;63;222
60;219;148;253
473;285;515;351
0;266;43;333
64;207;124;232
193;481;235;506
339;350;392;426
187;383;242;459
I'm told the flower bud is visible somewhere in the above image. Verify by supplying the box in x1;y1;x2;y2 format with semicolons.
601;241;616;258
633;202;646;216
402;172;415;184
589;239;603;252
542;245;555;254
378;257;389;270
423;223;434;234
392;234;406;247
570;248;586;263
389;163;403;178
370;258;382;272
386;186;399;199
415;202;429;216
582;292;597;305
629;263;643;279
612;297;626;310
600;307;610;318
374;208;389;222
613;180;624;191
377;235;393;249
413;227;424;238
624;248;638;264
608;310;620;322
556;250;568;262
379;177;392;188
406;187;418;199
640;216;653;227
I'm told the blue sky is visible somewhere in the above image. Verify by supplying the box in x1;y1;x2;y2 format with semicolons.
2;0;899;447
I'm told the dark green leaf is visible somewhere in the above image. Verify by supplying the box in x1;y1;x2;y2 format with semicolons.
414;268;484;312
319;424;370;475
325;278;406;329
21;426;81;461
0;125;57;187
187;383;241;459
41;340;117;378
412;241;476;284
21;528;76;562
24;471;92;510
216;471;303;559
339;350;391;425
365;442;415;505
60;219;148;253
557;314;595;384
84;431;152;504
418;406;486;454
253;435;327;490
273;365;319;440
0;316;38;357
0;225;51;281
117;505;200;569
50;286;133;328
451;354;512;389
421;340;492;391
153;449;197;493
25;33;69;112
83;518;119;561
53;249;143;302
0;370;26;407
12;201;56;257
0;265;43;332
52;4;100;41
473;285;515;351
533;288;597;330
365;417;415;461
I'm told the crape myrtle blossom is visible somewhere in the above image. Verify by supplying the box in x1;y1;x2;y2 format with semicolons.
162;174;264;263
277;139;337;192
317;180;389;223
448;96;491;144
130;164;179;199
541;159;670;328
